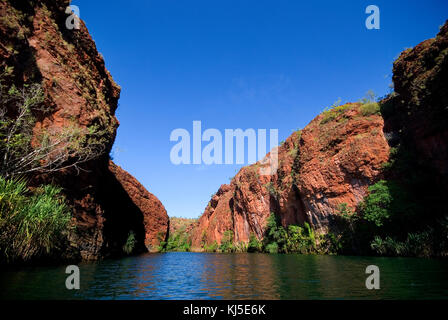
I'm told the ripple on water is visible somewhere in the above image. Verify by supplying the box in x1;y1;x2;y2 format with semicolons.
0;252;447;300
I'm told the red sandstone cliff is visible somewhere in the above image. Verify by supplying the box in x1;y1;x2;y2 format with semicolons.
0;0;168;260
108;161;169;252
191;103;390;249
191;20;448;251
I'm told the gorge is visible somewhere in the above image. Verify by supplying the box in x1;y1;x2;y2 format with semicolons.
0;0;447;267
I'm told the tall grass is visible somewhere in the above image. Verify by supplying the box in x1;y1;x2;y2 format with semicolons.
122;230;136;254
0;177;72;263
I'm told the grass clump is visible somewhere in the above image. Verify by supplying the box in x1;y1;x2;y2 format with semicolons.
320;100;352;125
0;177;72;263
358;90;381;116
360;102;381;116
369;225;446;257
122;230;136;255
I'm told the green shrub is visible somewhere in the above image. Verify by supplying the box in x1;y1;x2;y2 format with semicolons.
238;241;249;252
320;103;352;125
123;231;136;254
263;213;318;254
370;229;437;257
219;230;236;253
360;102;380;116
157;240;167;252
335;182;397;254
359;181;392;227
337;203;355;219
286;223;316;253
0;177;72;262
265;242;279;253
336;174;448;257
204;241;219;252
370;236;387;255
247;233;262;252
164;230;191;252
318;232;343;254
264;213;287;252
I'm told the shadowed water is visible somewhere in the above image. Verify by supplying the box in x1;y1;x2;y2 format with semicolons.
1;253;447;300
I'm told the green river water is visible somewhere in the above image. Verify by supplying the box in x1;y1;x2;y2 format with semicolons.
0;252;447;299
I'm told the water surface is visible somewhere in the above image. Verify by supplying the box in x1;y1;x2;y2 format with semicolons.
1;253;447;299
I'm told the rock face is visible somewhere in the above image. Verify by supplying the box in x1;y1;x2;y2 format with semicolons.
0;0;168;260
191;103;390;249
385;21;448;184
108;161;169;252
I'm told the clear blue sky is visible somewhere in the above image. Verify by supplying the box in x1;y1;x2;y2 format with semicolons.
74;0;447;218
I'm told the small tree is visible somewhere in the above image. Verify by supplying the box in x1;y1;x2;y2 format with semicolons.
359;181;392;227
219;230;235;253
263;213;288;253
360;90;376;104
0;73;107;178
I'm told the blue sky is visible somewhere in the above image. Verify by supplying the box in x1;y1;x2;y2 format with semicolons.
74;0;447;218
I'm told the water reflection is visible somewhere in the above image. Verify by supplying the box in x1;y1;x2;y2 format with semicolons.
0;253;447;300
198;253;281;299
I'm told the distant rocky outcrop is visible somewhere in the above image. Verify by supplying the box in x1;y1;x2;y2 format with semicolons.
169;217;197;236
